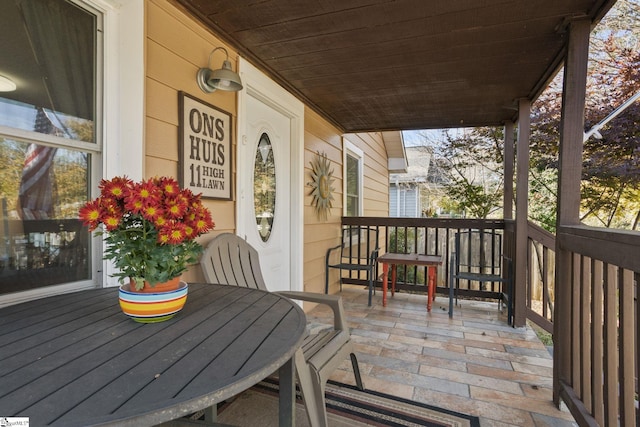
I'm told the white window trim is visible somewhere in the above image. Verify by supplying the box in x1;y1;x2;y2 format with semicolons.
96;0;144;182
343;138;364;216
97;0;145;288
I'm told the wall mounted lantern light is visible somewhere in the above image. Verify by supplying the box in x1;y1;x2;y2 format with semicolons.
196;47;243;93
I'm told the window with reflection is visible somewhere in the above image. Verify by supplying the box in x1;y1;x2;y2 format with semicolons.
0;0;99;296
254;133;276;242
345;153;360;216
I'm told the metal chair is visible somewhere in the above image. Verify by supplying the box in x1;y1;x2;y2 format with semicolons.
449;229;513;324
201;233;364;427
325;226;379;306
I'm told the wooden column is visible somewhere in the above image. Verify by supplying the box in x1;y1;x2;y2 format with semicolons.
514;101;530;328
503;121;515;220
553;18;591;408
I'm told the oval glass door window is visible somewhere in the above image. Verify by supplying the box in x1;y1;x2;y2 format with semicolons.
254;133;276;241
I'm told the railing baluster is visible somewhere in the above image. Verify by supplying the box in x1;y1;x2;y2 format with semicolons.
542;245;549;320
619;268;635;427
604;263;618;426
591;259;604;426
571;252;581;395
580;255;592;412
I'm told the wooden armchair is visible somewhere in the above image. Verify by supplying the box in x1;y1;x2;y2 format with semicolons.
201;233;364;427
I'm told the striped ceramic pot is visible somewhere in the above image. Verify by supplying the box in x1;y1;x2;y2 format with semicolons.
118;281;188;323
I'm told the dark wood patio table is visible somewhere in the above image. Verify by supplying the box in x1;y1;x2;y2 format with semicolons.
0;283;306;427
377;253;443;311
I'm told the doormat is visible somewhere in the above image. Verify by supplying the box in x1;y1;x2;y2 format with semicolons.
209;377;481;427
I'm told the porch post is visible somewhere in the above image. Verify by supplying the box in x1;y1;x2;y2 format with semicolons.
503;121;515;220
514;102;530;328
553;18;591;408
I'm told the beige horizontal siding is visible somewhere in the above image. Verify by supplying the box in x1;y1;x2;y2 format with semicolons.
148;1;390;303
146;0;239;283
304;109;390;297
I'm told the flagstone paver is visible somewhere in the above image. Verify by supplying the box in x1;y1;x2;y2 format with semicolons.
308;285;577;427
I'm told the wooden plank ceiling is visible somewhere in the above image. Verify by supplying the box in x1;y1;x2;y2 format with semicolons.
175;0;616;133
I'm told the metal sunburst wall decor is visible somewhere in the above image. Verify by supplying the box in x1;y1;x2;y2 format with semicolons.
308;151;335;221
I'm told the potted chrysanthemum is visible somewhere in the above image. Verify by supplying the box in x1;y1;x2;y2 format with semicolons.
79;176;214;292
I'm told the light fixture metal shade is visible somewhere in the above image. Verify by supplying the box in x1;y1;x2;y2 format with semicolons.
196;59;243;93
0;75;17;92
196;68;216;93
208;60;243;92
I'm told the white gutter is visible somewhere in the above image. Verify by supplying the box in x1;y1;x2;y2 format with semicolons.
584;91;640;142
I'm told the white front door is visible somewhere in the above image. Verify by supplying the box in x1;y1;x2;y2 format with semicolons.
237;59;304;292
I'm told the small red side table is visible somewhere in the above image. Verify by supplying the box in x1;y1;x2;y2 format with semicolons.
377;253;443;311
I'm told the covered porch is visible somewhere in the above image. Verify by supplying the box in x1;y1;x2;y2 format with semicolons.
172;1;637;424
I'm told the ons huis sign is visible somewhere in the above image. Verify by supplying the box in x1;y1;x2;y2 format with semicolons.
179;92;232;200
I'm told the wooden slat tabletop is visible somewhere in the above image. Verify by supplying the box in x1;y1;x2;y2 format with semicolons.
0;283;306;427
377;253;443;266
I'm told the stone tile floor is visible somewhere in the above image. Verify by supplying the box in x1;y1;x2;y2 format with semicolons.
308;286;577;427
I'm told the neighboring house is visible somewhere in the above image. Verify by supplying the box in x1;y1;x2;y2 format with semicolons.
389;181;421;217
0;0;406;307
389;146;449;217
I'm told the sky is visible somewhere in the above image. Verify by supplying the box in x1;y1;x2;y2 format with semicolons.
402;128;466;147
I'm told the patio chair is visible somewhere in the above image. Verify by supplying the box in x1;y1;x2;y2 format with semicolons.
449;229;513;324
325;225;379;306
201;233;364;427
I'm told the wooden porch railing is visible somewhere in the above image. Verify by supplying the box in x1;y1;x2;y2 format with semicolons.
339;216;515;306
526;221;556;333
555;225;639;427
338;217;638;426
